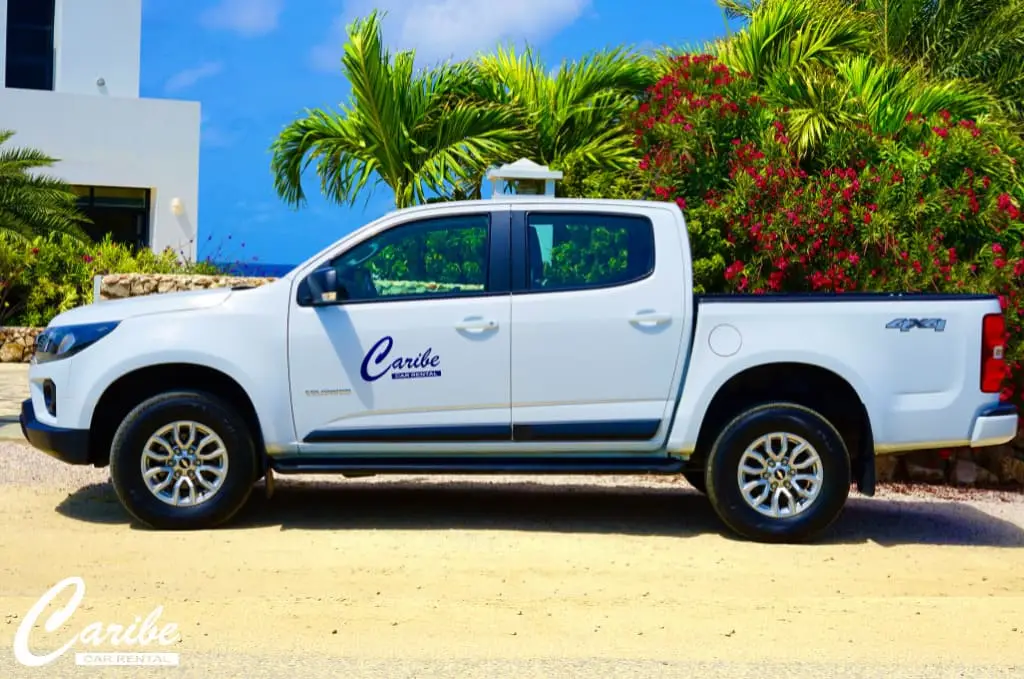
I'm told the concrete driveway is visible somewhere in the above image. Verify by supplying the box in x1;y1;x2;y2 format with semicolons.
0;363;27;441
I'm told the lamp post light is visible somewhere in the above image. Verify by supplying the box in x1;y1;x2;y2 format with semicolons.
486;158;563;199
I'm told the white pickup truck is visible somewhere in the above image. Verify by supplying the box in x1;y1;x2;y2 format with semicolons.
19;197;1019;543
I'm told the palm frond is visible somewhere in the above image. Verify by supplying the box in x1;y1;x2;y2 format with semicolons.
269;11;523;209
838;55;1001;133
0;129;90;242
472;42;654;178
716;0;873;83
717;0;762;20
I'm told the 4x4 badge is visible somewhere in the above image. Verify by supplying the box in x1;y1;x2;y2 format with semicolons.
885;318;947;332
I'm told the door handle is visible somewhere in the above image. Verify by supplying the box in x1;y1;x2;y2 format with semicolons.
629;311;672;326
455;318;499;332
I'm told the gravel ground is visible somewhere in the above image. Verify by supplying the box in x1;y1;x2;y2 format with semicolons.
10;656;1024;679
3;440;1024;678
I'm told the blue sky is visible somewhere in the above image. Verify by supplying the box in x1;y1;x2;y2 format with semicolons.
140;0;736;268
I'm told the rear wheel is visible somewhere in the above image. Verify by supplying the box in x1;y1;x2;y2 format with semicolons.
704;402;850;543
109;390;258;530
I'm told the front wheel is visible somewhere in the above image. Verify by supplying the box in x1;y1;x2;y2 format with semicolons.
109;390;258;530
704;402;850;543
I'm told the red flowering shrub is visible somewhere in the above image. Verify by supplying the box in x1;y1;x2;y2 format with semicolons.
630;53;1024;421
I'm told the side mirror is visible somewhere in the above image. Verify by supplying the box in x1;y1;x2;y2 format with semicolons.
304;266;346;305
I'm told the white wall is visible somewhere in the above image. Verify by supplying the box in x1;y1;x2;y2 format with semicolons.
0;88;202;259
54;0;142;97
0;0;141;95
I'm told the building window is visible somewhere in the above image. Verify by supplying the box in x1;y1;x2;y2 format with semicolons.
5;0;55;91
72;185;152;251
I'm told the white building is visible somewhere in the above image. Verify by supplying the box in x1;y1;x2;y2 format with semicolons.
0;0;201;259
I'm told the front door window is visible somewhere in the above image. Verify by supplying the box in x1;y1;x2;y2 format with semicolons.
329;214;490;302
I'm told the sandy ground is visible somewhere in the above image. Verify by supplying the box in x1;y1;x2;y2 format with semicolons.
1;441;1024;678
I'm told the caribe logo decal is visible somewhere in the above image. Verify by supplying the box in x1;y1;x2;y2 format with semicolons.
360;335;441;382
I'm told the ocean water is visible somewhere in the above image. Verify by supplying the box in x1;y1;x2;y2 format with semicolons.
208;262;298;278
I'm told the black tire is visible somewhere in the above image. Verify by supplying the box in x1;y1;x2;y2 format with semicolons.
682;467;706;494
109;390;258;530
704;401;850;543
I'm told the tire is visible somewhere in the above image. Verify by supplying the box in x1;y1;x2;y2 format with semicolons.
109;390;258;530
704;401;850;544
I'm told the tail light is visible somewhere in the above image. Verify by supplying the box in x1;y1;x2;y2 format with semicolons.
981;313;1007;393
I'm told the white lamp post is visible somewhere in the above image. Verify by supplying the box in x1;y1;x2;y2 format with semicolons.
486;158;562;199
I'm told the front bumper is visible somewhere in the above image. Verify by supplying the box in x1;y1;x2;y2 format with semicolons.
969;403;1019;448
19;399;91;465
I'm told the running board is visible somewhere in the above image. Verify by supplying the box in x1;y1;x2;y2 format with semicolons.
268;455;686;475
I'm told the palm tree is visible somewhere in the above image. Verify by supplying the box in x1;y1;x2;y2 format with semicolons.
0;130;90;241
706;0;1014;157
851;0;1024;122
467;44;658;195
269;11;525;210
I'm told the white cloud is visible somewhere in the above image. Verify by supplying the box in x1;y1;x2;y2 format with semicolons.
201;125;236;148
200;114;237;148
200;0;284;37
164;61;224;93
310;0;591;72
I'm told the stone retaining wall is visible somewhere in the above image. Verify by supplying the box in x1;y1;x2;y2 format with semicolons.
98;273;278;301
0;326;42;363
95;273;481;301
3;272;1024;490
875;444;1024;488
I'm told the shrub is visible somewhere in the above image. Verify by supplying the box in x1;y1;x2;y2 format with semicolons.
624;53;1024;418
0;233;220;327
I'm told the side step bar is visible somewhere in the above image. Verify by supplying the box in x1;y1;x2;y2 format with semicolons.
268;455;687;475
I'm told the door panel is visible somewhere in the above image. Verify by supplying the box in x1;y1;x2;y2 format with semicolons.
509;209;687;447
288;210;513;453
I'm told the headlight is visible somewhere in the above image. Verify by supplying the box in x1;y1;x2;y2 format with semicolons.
34;322;120;364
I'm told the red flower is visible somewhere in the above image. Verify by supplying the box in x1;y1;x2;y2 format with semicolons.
724;261;745;281
82;255;93;263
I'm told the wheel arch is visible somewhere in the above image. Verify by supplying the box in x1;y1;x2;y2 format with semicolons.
87;363;265;468
690;361;876;495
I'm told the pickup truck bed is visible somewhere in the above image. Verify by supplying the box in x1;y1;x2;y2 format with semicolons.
18;197;1019;543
